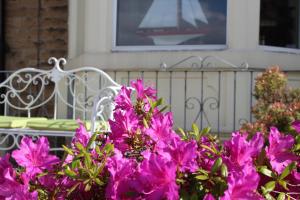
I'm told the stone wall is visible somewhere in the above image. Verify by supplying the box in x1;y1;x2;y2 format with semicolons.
4;0;68;70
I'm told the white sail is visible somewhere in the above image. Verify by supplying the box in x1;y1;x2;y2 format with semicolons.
182;0;208;27
139;0;178;28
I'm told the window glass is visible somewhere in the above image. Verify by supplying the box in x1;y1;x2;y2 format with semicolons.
116;0;227;46
260;0;300;49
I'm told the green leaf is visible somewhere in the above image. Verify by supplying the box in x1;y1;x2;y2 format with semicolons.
211;157;222;174
192;123;199;134
195;175;209;181
87;133;98;149
62;145;74;155
200;127;211;135
67;182;81;196
294;144;300;151
71;160;80;169
221;164;228;178
65;167;77;178
177;127;186;139
278;180;288;191
295;135;300;144
200;144;217;154
103;143;114;154
143;118;149;128
83;152;92;169
176;178;185;184
258;166;274;178
277;193;285;200
192;124;200;141
95;146;102;156
197;168;209;176
75;142;86;153
94;178;105;186
152;98;164;108
279;162;296;180
159;105;169;113
84;183;92;192
263;181;276;195
36;172;48;178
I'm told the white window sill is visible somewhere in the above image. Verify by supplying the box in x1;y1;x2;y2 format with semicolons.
111;45;228;52
260;45;300;54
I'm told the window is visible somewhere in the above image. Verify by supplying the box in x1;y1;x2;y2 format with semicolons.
114;0;227;49
260;0;300;49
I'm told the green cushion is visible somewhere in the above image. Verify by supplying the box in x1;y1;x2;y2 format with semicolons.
27;119;92;131
0;116;109;132
0;116;47;128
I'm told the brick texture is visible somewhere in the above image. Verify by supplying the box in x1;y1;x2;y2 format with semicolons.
3;0;68;118
4;0;68;70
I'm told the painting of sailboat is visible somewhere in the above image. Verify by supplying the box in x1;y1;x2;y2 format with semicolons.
138;0;209;45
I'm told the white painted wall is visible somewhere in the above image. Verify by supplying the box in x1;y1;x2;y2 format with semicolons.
66;0;300;133
67;0;300;70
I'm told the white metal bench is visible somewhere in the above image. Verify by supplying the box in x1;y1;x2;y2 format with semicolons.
0;57;121;152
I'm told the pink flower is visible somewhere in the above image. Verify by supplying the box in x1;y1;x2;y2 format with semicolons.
146;112;178;148
0;168;37;200
224;132;264;171
204;193;216;200
12;137;59;178
109;109;139;152
266;127;298;173
131;79;156;100
136;153;179;200
163;137;198;172
221;166;263;200
106;150;137;199
292;120;300;133
0;154;11;184
72;121;91;147
114;86;133;111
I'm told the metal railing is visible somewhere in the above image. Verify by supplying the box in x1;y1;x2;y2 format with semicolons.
0;56;300;138
102;56;300;137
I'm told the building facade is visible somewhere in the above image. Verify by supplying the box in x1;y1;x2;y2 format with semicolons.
65;0;300;133
68;0;300;70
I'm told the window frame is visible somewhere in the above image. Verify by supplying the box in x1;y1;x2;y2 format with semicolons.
111;0;228;52
259;45;300;54
259;0;300;54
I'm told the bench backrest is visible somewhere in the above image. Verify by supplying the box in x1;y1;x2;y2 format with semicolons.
0;57;121;123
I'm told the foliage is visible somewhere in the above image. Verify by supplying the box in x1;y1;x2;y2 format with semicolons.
0;78;299;199
241;66;300;135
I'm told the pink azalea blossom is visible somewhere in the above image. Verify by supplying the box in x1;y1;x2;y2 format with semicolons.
106;150;137;199
224;132;264;171
288;170;300;200
72;121;91;147
0;167;37;200
146;112;178;148
135;153;179;200
0;154;11;184
109;109;139;152
292;120;300;133
114;86;133;111
131;79;156;100
266;127;298;173
12;137;59;178
221;165;263;200
163;137;198;172
204;193;216;200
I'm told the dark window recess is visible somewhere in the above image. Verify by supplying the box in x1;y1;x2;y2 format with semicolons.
260;0;300;49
